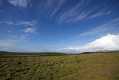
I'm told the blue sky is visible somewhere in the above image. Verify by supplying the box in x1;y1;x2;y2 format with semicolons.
0;0;119;52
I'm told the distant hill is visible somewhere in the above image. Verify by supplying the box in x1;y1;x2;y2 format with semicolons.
0;50;119;55
81;51;119;54
0;51;67;56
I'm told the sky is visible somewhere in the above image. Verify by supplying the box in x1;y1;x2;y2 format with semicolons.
0;0;119;52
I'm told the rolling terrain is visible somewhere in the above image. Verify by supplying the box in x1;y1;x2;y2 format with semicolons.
0;52;119;80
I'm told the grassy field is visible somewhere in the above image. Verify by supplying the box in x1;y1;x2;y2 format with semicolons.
0;52;119;80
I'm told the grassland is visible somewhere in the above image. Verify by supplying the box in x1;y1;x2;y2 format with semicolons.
0;52;119;80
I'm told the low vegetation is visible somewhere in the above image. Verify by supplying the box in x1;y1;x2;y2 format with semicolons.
0;52;119;80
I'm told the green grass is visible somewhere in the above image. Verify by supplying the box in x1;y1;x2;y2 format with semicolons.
0;52;119;80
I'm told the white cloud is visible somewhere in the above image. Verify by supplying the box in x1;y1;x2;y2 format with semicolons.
80;34;119;52
61;34;119;53
8;0;30;8
24;27;35;33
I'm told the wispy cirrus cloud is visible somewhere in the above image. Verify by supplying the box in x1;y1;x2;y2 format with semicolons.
89;10;111;19
58;0;85;23
58;0;112;23
79;18;119;37
0;20;37;26
49;0;66;17
70;10;111;23
8;0;30;8
59;9;111;23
